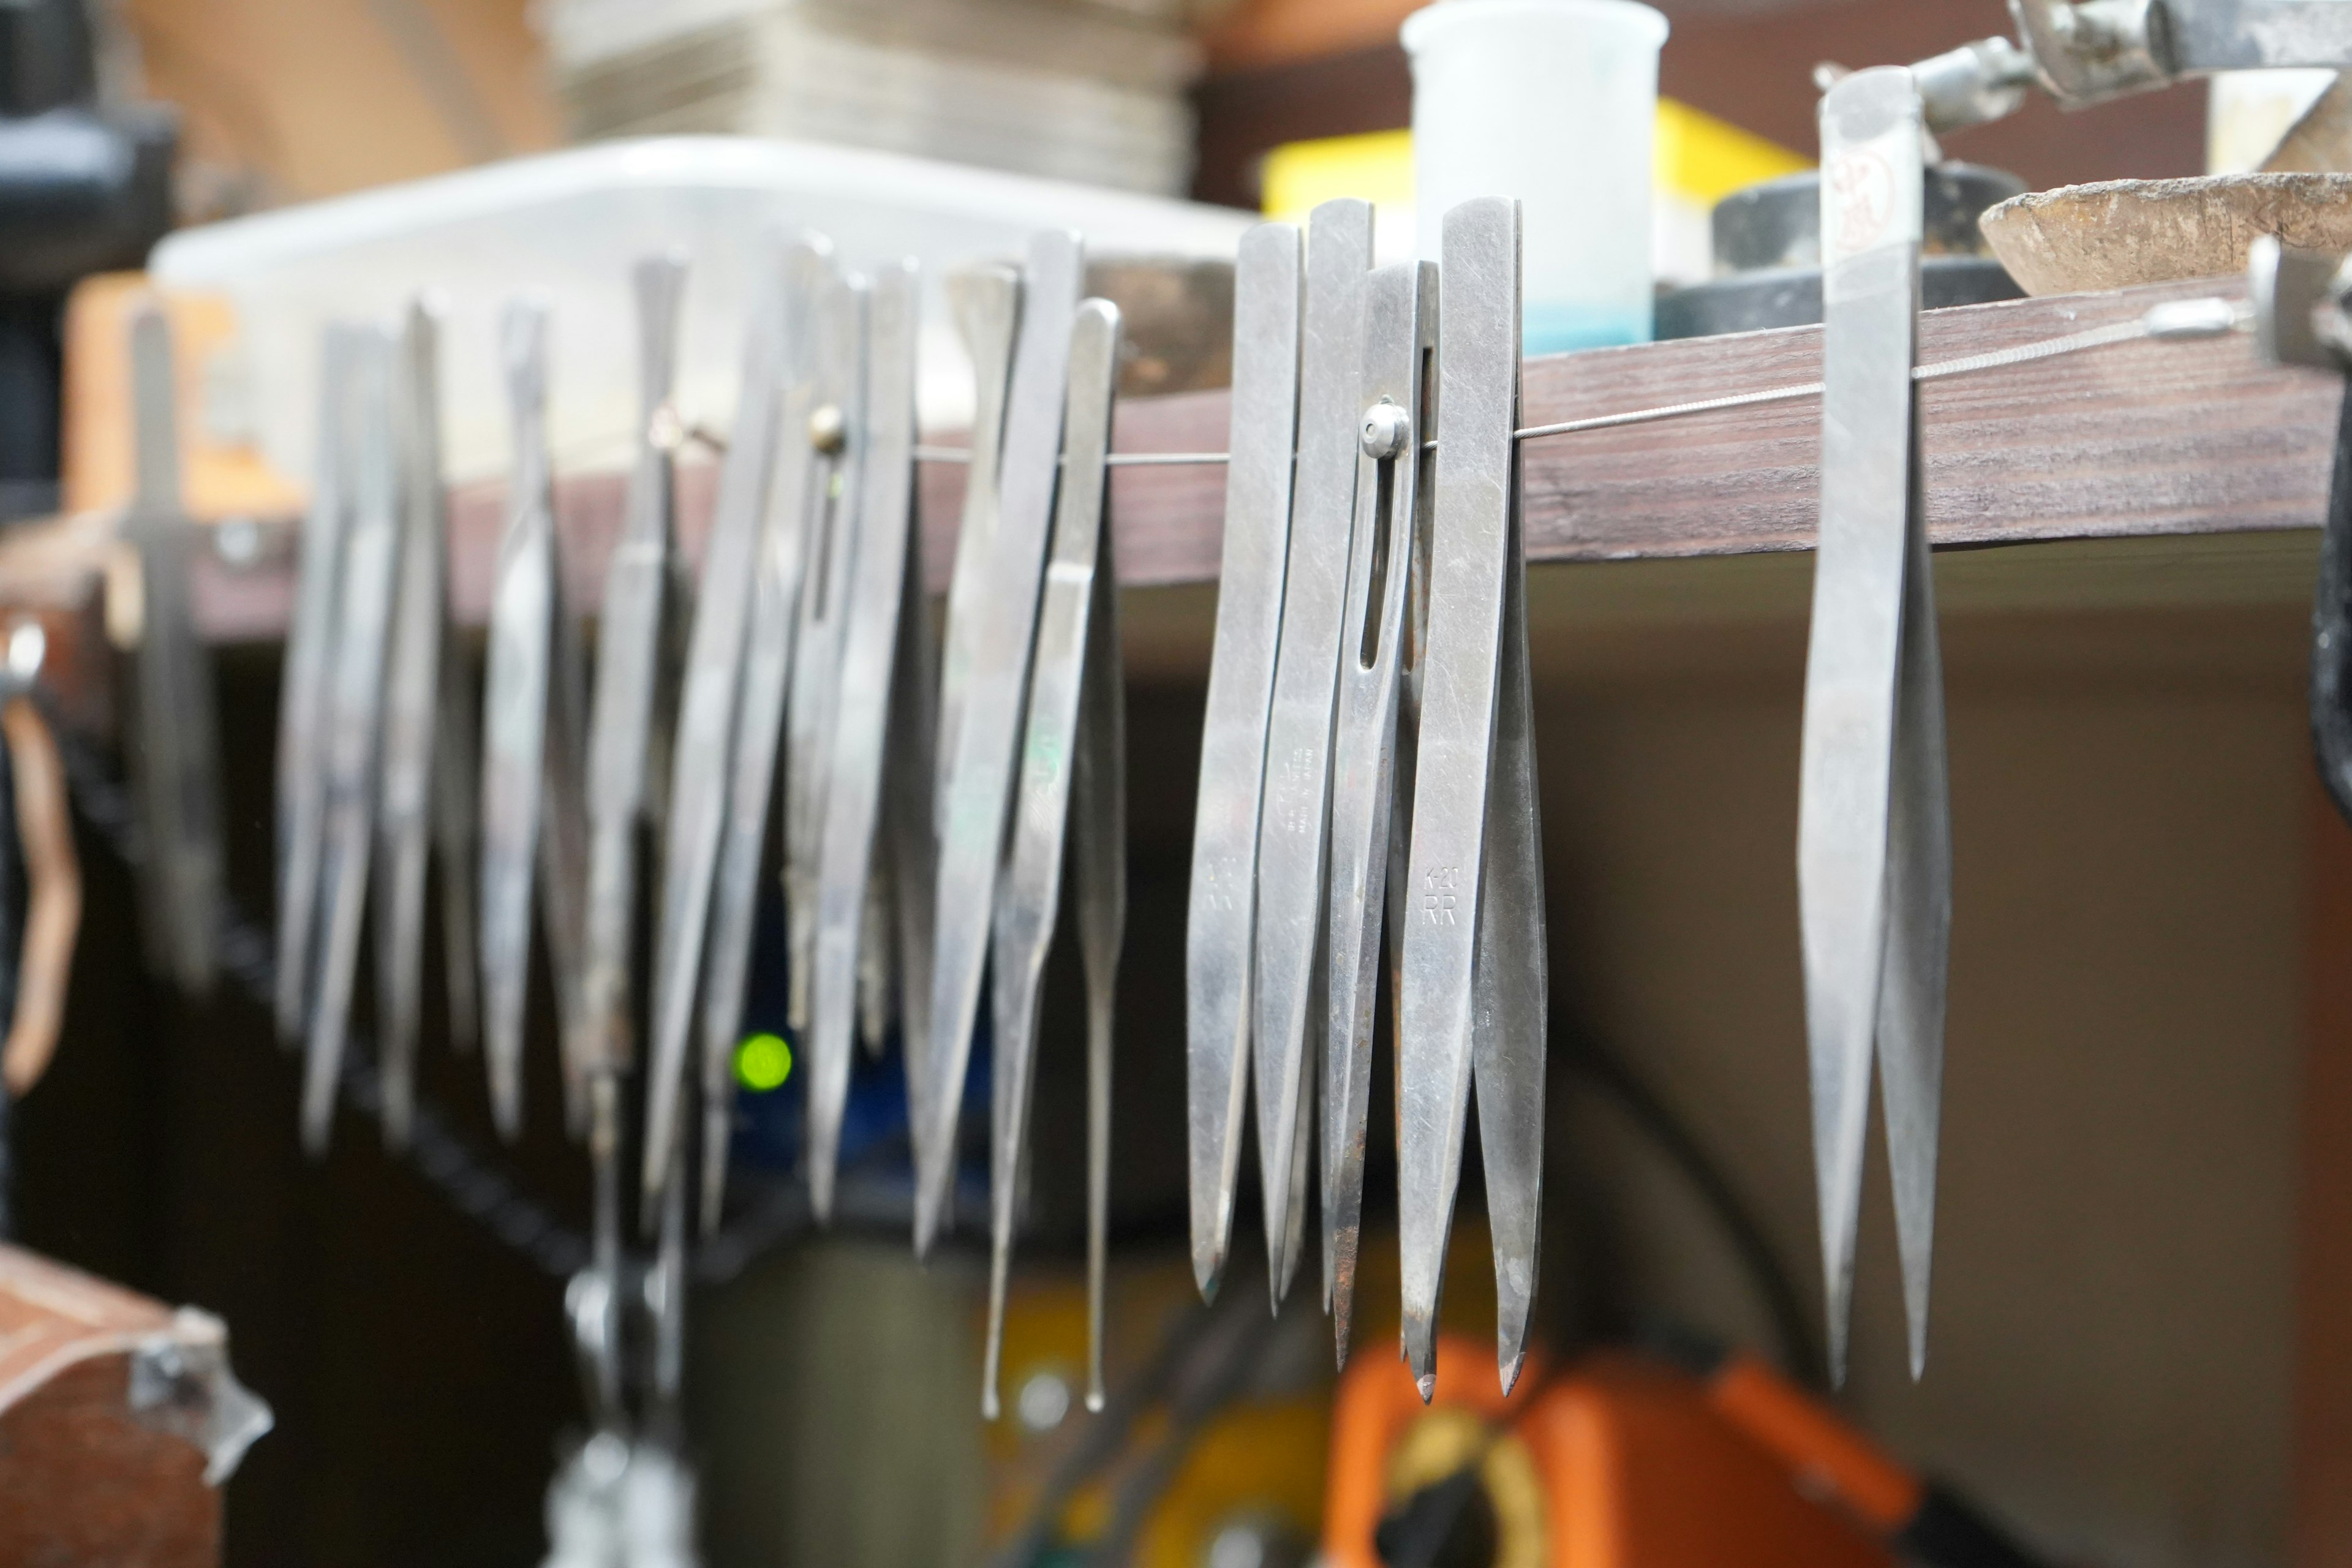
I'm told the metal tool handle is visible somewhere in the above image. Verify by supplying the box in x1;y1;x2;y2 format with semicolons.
579;252;689;1082
1250;198;1373;1303
479;298;557;1140
1321;257;1437;1367
641;251;794;1207
1185;219;1302;1305
276;326;361;1046
914;228;1084;1257
980;296;1123;1419
807;260;922;1224
374;298;452;1150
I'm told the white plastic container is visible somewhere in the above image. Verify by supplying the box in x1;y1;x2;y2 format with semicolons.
151;136;1252;486
1403;0;1668;353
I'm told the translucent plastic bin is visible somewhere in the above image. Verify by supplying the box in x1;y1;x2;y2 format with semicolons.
150;136;1253;487
1404;0;1669;352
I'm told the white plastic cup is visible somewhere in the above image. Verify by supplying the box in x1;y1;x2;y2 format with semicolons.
1403;0;1669;353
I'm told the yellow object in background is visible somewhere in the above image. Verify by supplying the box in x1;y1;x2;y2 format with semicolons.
1260;102;1807;218
1259;102;1807;285
61;274;304;521
1651;97;1811;207
1262;127;1416;220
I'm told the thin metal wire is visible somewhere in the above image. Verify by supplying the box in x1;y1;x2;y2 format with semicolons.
911;447;1229;466
911;303;2234;470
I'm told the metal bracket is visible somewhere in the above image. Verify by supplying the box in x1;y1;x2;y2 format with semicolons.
129;1307;274;1486
1907;1;2352;132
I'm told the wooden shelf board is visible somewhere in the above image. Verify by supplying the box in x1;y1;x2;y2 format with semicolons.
2;275;2331;682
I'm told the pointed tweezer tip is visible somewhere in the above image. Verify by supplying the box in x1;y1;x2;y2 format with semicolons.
1498;1351;1526;1398
981;1387;1000;1422
1415;1371;1436;1405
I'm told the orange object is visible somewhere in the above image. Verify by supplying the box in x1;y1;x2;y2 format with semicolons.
59;273;303;521
1324;1337;1891;1568
1705;1355;1924;1532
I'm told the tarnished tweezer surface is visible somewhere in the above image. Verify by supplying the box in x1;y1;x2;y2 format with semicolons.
540;526;594;1140
1469;405;1547;1400
1071;388;1126;1415
124;304;224;998
576;254;687;1082
1800;67;1949;1385
916;228;1084;1254
276;326;360;1044
698;239;834;1228
783;274;868;1051
809;260;922;1222
884;463;941;1157
479;300;558;1140
886;318;942;1084
301;328;399;1155
1185;222;1300;1303
981;298;1121;1418
1252;199;1372;1299
1321;259;1436;1363
639;259;791;1204
1398;197;1547;1399
935;265;1020;837
2167;0;2352;72
375;300;450;1148
433;606;482;1061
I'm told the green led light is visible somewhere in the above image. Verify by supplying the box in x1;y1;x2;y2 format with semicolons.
734;1032;793;1093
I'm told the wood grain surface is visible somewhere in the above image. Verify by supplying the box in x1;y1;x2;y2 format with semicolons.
4;274;2334;657
0;1245;221;1567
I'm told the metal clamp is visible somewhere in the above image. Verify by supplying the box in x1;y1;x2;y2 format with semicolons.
1900;1;2352;133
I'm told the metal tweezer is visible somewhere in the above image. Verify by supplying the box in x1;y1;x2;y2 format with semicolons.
276;326;360;1045
695;238;834;1230
301;326;399;1155
934;264;1022;835
808;260;924;1222
980;297;1125;1419
124;302;225;1000
539;496;594;1142
1398;195;1548;1400
782;271;867;1083
1185;221;1301;1305
575;254;687;1087
639;253;791;1205
478;298;560;1140
1322;258;1437;1363
375;299;452;1148
1800;66;1950;1385
914;228;1083;1254
1253;199;1372;1300
434;564;482;1066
